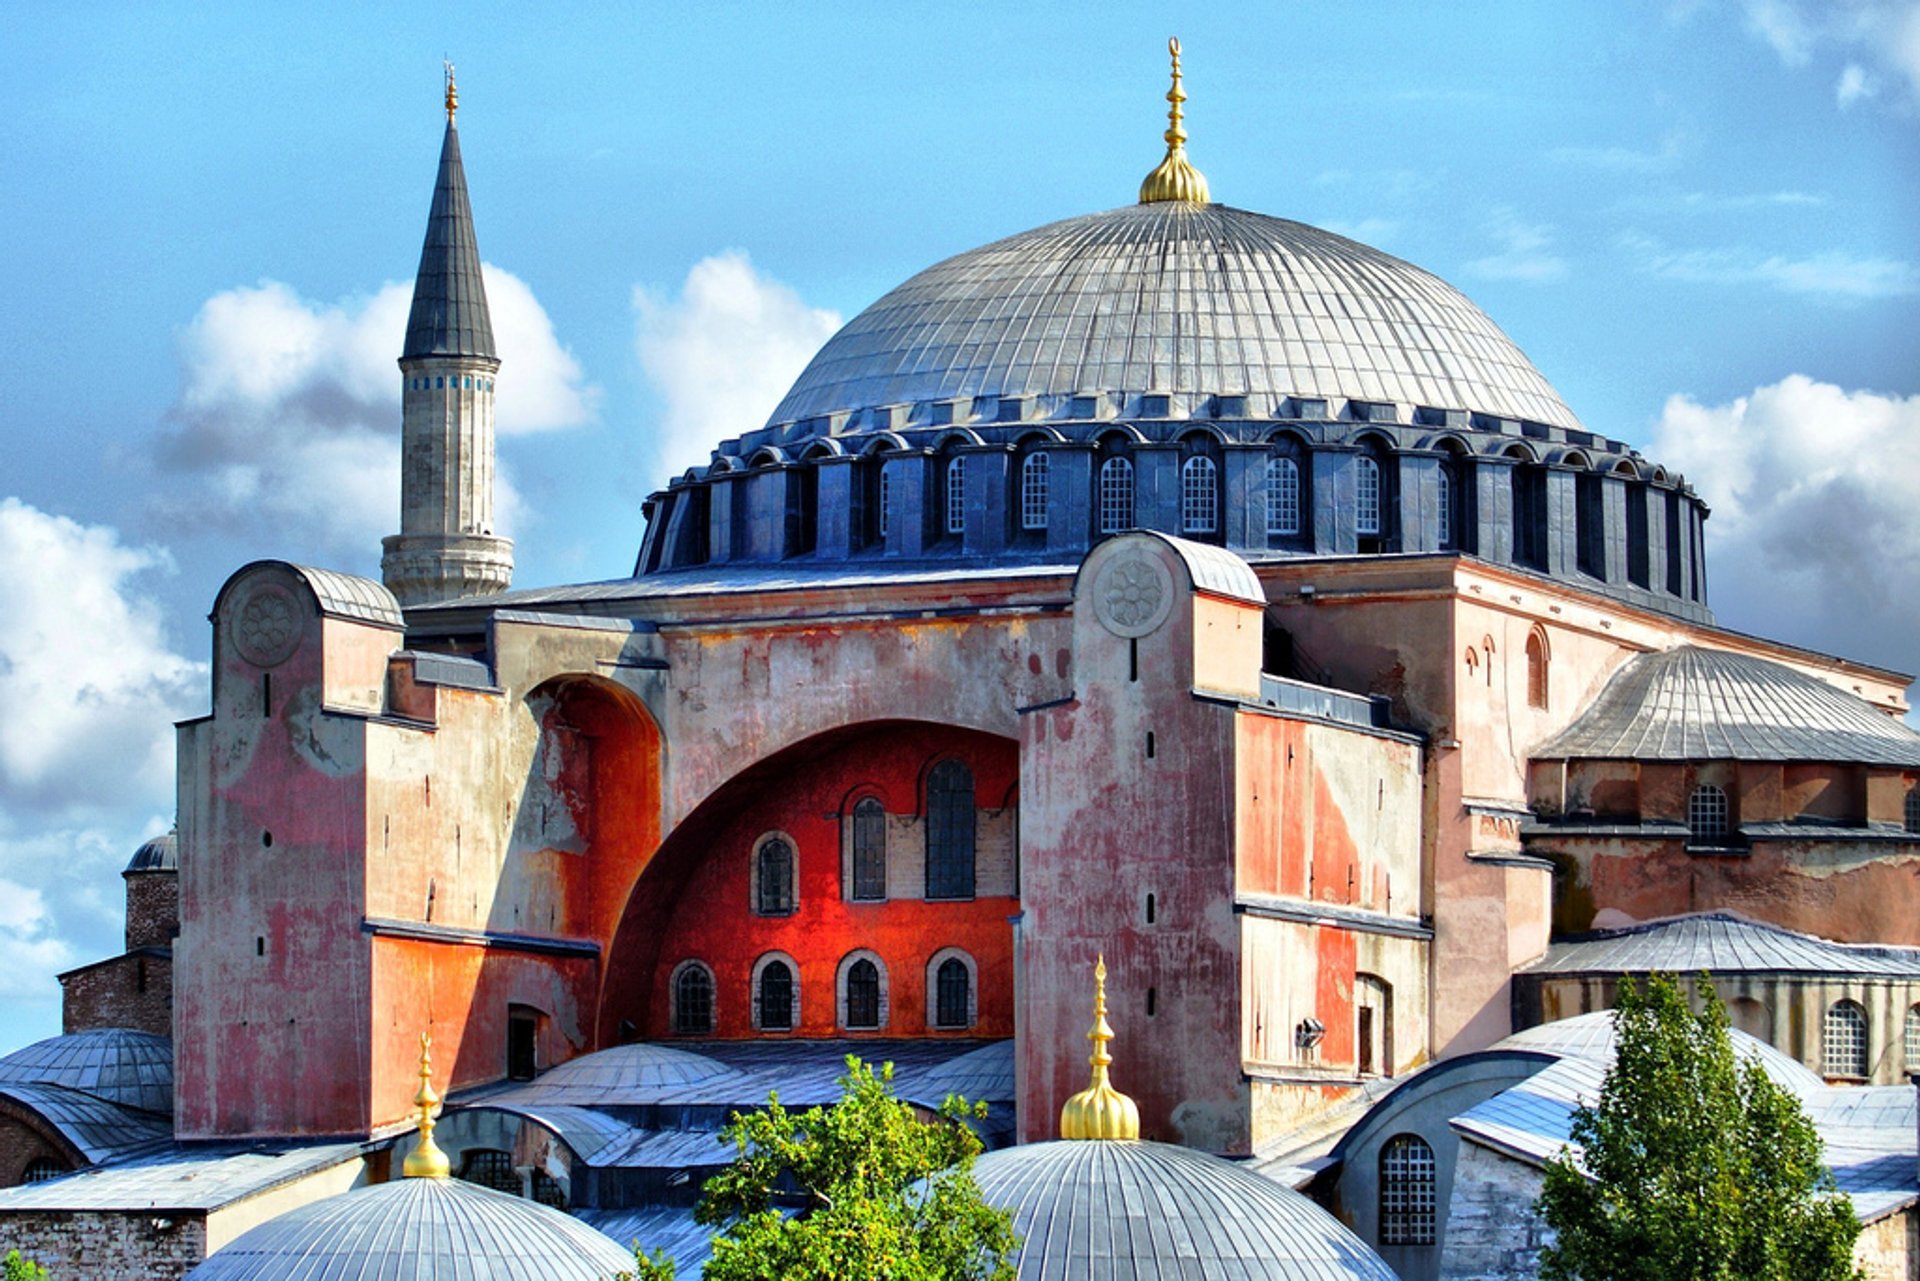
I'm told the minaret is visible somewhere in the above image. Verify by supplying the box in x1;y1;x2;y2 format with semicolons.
381;64;513;607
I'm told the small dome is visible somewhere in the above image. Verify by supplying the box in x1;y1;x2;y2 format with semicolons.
971;1140;1395;1279
1534;646;1920;767
181;1177;634;1280
1496;1009;1822;1093
125;829;178;874
0;1029;172;1114
492;1042;745;1105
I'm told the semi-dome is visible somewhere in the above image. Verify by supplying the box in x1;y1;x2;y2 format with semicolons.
0;1029;172;1114
972;1139;1396;1279
766;202;1581;435
180;1176;635;1280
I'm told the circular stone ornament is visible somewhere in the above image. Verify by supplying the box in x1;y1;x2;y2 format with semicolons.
1093;553;1176;638
234;583;302;667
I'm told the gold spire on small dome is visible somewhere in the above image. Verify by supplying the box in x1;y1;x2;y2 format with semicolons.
443;60;458;125
1059;954;1141;1140
1138;37;1210;205
402;1031;452;1179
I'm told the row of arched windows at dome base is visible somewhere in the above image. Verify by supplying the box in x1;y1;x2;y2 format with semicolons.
668;948;981;1035
651;433;1709;609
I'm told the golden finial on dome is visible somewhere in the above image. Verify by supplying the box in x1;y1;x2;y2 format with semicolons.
1059;953;1141;1140
443;59;458;125
402;1031;452;1179
1138;37;1211;205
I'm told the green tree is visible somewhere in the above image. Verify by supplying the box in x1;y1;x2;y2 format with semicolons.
1536;973;1864;1281
3;1250;49;1281
658;1055;1016;1281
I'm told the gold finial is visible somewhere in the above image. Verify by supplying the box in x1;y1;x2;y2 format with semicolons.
402;1031;452;1179
443;60;458;125
1059;953;1141;1140
1138;37;1211;205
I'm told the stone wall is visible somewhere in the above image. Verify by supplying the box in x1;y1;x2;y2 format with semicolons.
0;1211;207;1280
124;873;178;950
60;951;171;1037
0;1106;73;1189
1438;1140;1552;1281
1855;1208;1917;1281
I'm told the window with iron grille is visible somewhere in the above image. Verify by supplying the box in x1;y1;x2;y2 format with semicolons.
1021;452;1050;531
1437;467;1453;549
756;838;795;915
845;958;881;1029
878;469;892;540
1355;456;1382;536
1266;455;1300;536
460;1149;520;1195
758;959;795;1031
1379;1134;1437;1245
531;1170;567;1209
1688;784;1729;845
1098;456;1134;534
945;456;965;536
1905;1006;1920;1071
935;957;972;1029
850;797;886;900
1181;455;1218;534
1906;787;1920;834
925;760;976;899
674;963;714;1035
21;1158;64;1185
1826;1000;1869;1077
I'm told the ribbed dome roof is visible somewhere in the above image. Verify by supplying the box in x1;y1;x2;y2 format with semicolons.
0;1029;172;1114
182;1177;633;1279
766;202;1581;432
1534;646;1920;766
490;1042;746;1106
1495;1009;1823;1094
125;829;178;874
971;1140;1395;1279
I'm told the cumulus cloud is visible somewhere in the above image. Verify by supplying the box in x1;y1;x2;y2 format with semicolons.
151;266;593;560
1737;0;1920;106
1837;62;1882;106
1621;231;1919;300
1462;209;1569;285
632;251;843;478
1649;376;1920;676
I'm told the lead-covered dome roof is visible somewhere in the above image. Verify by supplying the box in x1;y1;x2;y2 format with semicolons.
0;1028;172;1114
766;202;1581;434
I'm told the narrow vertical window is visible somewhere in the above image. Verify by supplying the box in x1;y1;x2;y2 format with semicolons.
1824;1000;1869;1078
755;838;795;915
1436;467;1453;549
1904;1005;1920;1071
851;797;886;900
878;469;892;540
1267;455;1300;537
1098;456;1135;535
944;455;965;536
1379;1135;1437;1245
935;957;971;1029
845;958;881;1029
673;963;714;1035
1525;629;1549;710
1180;455;1218;534
758;960;794;1032
1355;456;1382;536
1904;786;1920;834
1687;784;1730;846
925;760;976;899
1021;451;1051;531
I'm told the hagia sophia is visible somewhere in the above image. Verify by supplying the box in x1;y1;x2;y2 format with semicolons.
3;45;1919;1281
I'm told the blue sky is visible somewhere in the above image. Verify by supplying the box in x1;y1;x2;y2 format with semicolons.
1;1;1916;1051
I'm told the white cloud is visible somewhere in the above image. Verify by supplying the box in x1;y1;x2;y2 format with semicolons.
1463;209;1569;284
152;267;593;560
1622;231;1919;299
1650;376;1920;677
632;251;843;478
1837;62;1881;106
1738;0;1920;106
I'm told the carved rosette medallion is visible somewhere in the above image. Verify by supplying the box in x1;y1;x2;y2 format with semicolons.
1093;553;1175;638
234;583;301;667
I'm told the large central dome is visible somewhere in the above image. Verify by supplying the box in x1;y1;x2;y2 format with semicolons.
766;202;1581;432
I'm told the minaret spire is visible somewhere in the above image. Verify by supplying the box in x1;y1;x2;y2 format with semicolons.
381;68;514;607
1138;38;1211;205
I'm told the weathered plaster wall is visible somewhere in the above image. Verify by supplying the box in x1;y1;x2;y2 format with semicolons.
1437;1140;1550;1281
0;1212;207;1280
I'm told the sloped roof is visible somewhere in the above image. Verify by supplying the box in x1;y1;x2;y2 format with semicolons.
1534;646;1920;766
0;1029;172;1114
1494;1009;1822;1092
0;1084;171;1164
1522;913;1920;980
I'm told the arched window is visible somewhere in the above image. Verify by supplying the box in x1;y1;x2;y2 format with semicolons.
842;955;884;1030
673;962;715;1035
1436;466;1454;550
20;1158;64;1185
1355;456;1382;537
1266;454;1300;537
459;1149;520;1194
756;957;796;1032
1098;456;1135;535
849;797;886;901
1825;999;1869;1078
1688;784;1730;846
927;949;978;1030
1905;1005;1920;1071
1525;628;1549;710
944;455;966;537
1905;786;1920;834
1379;1134;1437;1246
1020;451;1051;531
1180;455;1218;534
755;837;795;916
925;760;976;899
